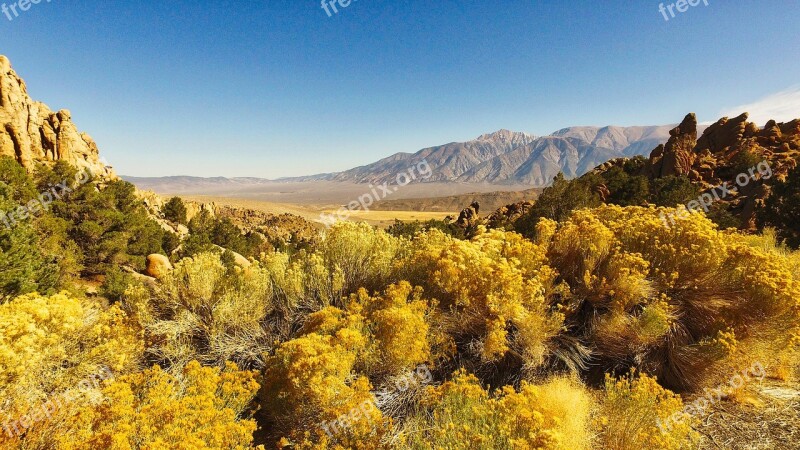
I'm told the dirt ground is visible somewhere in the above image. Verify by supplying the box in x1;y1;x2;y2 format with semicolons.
695;380;800;449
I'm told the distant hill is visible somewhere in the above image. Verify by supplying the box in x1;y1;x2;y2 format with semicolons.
371;188;541;213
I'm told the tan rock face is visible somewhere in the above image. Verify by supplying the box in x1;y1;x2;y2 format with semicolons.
0;55;114;178
695;113;749;154
456;201;481;229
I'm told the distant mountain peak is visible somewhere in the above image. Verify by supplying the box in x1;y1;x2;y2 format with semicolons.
475;129;536;144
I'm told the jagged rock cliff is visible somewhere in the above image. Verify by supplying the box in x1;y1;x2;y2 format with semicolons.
0;55;114;178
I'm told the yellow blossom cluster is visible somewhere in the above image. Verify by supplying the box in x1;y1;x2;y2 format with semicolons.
0;292;142;418
400;228;563;366
261;282;438;447
57;361;262;449
599;371;698;450
545;205;800;389
404;370;592;450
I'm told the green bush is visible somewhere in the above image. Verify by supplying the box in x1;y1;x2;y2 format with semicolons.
162;196;188;225
759;165;800;248
515;172;602;238
47;177;167;274
0;157;37;203
0;222;59;301
100;266;137;302
185;210;264;258
387;218;464;239
649;176;700;207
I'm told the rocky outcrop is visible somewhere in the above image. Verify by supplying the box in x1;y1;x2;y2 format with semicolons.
649;113;698;178
0;55;113;178
484;200;535;228
212;204;319;248
456;201;481;229
595;112;800;229
695;113;750;155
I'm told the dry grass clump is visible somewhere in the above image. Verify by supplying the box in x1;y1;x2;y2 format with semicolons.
320;221;405;298
124;252;275;370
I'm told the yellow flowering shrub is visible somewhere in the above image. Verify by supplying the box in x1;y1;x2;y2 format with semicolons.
0;292;143;449
546;205;800;390
404;370;591;450
599;371;698;450
353;282;435;377
320;222;404;298
399;228;563;368
0;292;141;415
260;330;390;448
124;252;274;369
56;361;261;449
260;281;439;447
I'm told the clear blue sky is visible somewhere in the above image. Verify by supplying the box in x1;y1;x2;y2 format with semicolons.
1;0;798;177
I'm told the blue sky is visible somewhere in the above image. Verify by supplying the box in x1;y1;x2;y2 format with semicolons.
1;0;798;178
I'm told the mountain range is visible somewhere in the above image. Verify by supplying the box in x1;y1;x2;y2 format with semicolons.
127;124;698;190
284;125;699;186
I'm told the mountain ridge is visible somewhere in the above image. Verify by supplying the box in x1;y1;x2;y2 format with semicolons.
276;124;701;186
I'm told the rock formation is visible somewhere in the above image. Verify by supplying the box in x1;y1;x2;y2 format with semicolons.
649;113;698;178
611;112;799;228
456;201;481;229
484;200;534;227
0;55;113;178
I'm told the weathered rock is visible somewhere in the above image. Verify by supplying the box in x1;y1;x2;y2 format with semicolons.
484;200;534;228
184;201;217;222
0;55;114;178
595;112;800;231
212;245;252;268
212;204;319;248
456;201;481;228
650;113;698;177
695;113;749;154
231;251;251;268
145;254;173;278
